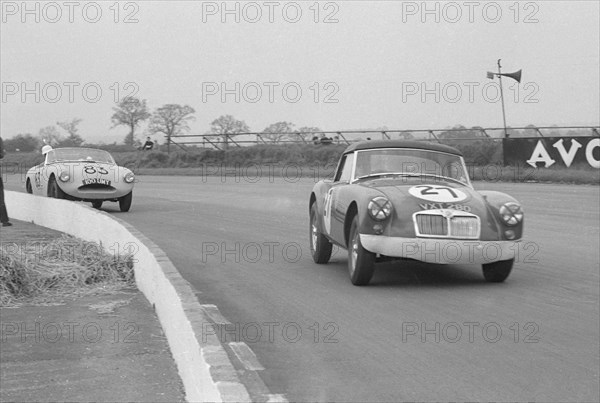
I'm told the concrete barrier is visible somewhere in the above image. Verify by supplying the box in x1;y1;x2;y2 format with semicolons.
4;190;252;402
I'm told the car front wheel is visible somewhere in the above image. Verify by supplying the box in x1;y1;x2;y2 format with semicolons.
310;203;333;264
348;215;375;286
48;178;65;199
119;191;133;212
26;179;33;194
92;201;103;209
482;259;514;282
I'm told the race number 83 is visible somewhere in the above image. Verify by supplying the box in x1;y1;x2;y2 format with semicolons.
84;165;108;175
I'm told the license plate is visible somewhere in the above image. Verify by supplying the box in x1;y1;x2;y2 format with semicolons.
82;178;111;186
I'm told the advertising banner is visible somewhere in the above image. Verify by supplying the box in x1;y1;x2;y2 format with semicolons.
503;137;600;169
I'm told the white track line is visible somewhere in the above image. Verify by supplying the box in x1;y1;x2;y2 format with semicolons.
201;304;232;325
228;342;265;371
266;394;289;403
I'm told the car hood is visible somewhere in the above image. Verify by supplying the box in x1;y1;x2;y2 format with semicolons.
359;177;490;218
357;177;503;239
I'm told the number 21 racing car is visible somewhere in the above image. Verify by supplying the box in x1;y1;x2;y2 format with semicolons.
25;146;135;212
309;140;524;285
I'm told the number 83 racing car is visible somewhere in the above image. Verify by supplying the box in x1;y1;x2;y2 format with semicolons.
25;146;135;212
309;140;524;286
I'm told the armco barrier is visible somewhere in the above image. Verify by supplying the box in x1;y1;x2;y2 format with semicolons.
3;190;252;403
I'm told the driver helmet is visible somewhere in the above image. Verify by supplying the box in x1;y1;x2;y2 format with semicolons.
41;145;53;155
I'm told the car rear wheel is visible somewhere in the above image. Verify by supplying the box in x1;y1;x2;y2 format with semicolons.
26;179;32;194
119;191;133;212
482;259;514;282
310;203;333;264
91;201;103;209
48;178;65;199
348;215;375;286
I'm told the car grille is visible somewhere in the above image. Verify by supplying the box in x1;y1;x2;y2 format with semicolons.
78;184;116;192
415;214;447;236
414;212;480;239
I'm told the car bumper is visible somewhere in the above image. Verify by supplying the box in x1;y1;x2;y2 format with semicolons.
63;186;132;201
360;234;519;264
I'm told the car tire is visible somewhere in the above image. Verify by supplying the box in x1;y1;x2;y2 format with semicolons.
26;179;33;194
482;259;514;282
348;215;375;286
310;203;333;264
119;191;133;212
48;177;65;199
92;201;103;209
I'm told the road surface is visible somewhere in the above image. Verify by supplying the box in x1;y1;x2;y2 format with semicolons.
5;174;599;402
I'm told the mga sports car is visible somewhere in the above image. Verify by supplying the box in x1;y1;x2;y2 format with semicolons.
25;146;135;212
309;140;524;286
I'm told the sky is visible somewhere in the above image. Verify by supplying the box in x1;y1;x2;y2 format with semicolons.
1;0;599;144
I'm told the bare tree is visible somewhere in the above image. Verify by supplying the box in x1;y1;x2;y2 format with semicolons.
38;126;63;147
111;97;151;146
57;118;84;147
210;115;250;148
3;133;40;152
148;104;195;153
262;121;295;143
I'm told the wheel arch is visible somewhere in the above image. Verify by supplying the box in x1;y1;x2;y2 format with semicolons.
344;201;358;247
309;192;317;212
47;173;57;196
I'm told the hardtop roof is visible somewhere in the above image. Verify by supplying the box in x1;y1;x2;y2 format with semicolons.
343;140;463;156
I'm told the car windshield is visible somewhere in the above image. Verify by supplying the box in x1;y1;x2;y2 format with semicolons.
47;148;115;164
353;148;470;185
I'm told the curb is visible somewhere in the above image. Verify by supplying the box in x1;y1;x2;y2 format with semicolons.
4;190;253;403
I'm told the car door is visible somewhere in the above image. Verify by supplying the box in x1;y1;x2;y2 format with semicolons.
30;163;44;195
324;152;355;245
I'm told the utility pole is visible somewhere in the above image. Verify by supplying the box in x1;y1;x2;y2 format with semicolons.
487;60;522;138
497;59;509;138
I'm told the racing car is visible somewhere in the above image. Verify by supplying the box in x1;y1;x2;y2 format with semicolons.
25;146;135;212
309;140;524;285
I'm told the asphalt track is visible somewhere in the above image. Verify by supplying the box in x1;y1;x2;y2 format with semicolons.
5;175;599;402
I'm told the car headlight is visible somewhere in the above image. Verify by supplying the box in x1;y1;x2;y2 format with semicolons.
124;172;135;183
368;196;392;221
59;171;70;182
499;202;523;226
